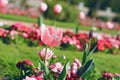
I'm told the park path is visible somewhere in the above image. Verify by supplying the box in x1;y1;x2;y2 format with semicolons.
0;18;88;33
0;19;33;26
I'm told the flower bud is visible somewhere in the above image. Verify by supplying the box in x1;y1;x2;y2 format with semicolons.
40;2;48;12
89;30;93;39
53;4;62;14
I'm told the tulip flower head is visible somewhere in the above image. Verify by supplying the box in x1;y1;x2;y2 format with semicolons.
106;21;114;29
53;4;62;14
78;12;85;20
38;48;54;60
41;25;63;47
89;30;93;39
0;0;8;8
74;58;82;68
40;2;48;12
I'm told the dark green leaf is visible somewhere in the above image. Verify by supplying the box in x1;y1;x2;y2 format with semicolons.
112;76;120;80
58;61;69;80
77;59;95;79
82;43;88;65
88;45;97;56
39;60;50;79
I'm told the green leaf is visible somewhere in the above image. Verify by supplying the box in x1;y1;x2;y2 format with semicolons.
39;60;50;79
112;76;120;80
88;45;97;56
77;59;95;79
14;34;24;44
82;43;89;65
58;61;69;80
38;62;41;71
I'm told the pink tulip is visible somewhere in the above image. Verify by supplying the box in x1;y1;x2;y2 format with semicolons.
40;2;48;12
38;48;54;60
74;58;82;68
0;0;8;8
41;25;63;47
53;4;62;14
106;21;114;29
78;12;85;20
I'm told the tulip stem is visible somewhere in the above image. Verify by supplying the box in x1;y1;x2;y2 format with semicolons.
53;15;57;27
87;38;92;56
44;46;48;65
38;15;43;27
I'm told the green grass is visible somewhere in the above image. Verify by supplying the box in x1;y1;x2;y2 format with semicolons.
0;13;119;35
0;39;120;79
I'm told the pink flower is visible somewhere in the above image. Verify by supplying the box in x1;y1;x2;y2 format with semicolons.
115;73;120;77
61;35;71;43
103;72;113;79
74;58;82;68
78;12;85;20
53;4;62;14
21;33;29;38
38;48;54;60
40;2;48;12
106;21;114;29
0;0;8;8
23;76;36;80
10;30;18;40
41;25;63;47
31;75;43;80
23;59;33;66
50;62;63;73
0;28;9;37
71;63;78;73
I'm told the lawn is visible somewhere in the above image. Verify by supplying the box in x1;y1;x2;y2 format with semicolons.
0;13;119;35
0;39;120;79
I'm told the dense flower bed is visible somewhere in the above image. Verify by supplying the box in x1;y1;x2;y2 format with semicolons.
9;24;119;80
0;22;120;54
0;1;120;80
61;30;120;54
79;17;120;30
13;23;96;80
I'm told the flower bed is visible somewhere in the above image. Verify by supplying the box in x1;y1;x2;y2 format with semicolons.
61;30;120;54
0;1;120;80
4;24;118;80
0;23;119;80
12;23;96;80
0;22;120;54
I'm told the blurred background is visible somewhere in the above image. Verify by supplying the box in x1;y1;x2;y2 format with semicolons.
7;0;120;22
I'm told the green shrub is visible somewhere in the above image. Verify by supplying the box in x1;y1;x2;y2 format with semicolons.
44;1;79;22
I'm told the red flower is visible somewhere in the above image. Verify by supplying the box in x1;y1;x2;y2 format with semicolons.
16;59;33;69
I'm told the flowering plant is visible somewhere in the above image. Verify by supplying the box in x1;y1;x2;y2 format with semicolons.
0;22;120;54
14;27;96;80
